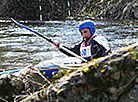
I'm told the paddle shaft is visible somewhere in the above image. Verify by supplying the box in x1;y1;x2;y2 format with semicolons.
59;45;87;62
11;18;87;62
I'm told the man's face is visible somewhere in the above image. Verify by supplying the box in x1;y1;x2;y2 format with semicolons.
80;28;91;40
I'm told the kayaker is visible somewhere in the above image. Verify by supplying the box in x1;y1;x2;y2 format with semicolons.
53;19;111;62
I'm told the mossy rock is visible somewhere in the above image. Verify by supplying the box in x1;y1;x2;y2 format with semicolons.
0;74;24;101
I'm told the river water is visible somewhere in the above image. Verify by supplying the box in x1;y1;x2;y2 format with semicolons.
0;19;137;71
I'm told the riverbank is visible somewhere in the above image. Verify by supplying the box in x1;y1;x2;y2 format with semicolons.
0;0;137;20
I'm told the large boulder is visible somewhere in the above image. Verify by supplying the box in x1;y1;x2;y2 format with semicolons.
20;42;138;102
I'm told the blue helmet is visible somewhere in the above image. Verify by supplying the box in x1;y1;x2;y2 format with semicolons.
79;20;95;35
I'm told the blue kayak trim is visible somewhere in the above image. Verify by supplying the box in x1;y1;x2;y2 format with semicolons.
0;69;23;75
0;65;66;79
36;65;60;79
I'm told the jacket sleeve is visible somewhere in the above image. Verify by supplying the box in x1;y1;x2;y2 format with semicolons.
91;40;110;59
59;42;82;57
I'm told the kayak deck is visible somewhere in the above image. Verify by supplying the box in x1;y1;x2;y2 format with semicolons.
0;64;68;80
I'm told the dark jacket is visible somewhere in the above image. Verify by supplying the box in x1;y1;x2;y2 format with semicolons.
59;34;111;61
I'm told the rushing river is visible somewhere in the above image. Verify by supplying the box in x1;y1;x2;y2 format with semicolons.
0;19;137;71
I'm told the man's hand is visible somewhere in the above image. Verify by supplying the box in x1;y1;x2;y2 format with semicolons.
53;40;60;49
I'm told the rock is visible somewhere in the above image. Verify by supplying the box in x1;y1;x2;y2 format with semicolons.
0;74;24;101
0;66;50;101
20;42;138;102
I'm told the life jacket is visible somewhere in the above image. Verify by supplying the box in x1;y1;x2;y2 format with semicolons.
80;33;110;60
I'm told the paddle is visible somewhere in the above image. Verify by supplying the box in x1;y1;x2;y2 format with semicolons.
11;18;87;62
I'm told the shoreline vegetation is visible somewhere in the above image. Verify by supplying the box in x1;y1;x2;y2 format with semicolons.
0;0;137;20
